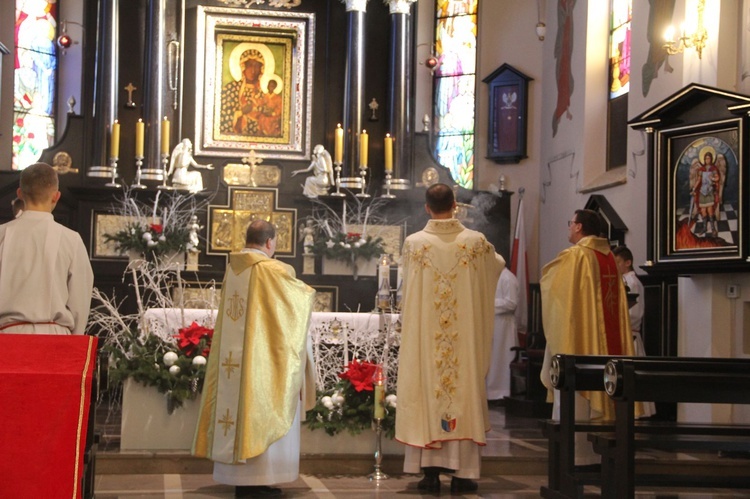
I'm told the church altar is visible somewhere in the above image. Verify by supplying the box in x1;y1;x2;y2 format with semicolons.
122;309;402;453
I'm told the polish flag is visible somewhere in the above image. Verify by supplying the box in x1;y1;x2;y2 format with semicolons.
510;194;529;331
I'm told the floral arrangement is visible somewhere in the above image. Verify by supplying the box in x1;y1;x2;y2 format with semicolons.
310;231;384;263
104;322;213;412
103;189;207;261
304;359;397;438
306;198;389;265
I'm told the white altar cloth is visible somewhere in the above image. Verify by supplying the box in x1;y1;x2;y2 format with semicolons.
141;309;401;391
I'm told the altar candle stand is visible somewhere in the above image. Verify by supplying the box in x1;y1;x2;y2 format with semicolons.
368;364;389;481
356;130;371;198
132;119;146;188
381;134;395;199
105;120;121;188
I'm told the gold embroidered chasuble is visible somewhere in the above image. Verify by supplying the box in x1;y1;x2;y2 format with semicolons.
193;251;315;464
539;235;635;421
395;219;504;448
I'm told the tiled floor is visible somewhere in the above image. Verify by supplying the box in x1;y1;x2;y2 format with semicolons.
94;404;750;498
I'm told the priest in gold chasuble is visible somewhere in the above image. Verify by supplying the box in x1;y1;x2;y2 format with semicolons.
193;220;315;494
540;209;635;464
396;184;504;494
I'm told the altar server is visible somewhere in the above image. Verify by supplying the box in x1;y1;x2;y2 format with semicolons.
193;219;316;498
0;162;93;335
396;183;504;494
486;266;519;403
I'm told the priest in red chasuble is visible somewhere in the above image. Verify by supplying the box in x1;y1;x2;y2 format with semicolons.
540;208;635;464
193;220;315;497
396;184;504;494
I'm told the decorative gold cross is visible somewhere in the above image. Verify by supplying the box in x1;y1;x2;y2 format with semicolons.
218;408;235;437
124;82;137;108
222;351;240;379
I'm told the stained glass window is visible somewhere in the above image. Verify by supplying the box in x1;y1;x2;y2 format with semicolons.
609;0;631;99
433;0;477;189
13;1;58;171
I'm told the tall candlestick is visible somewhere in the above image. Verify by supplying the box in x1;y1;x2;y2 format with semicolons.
110;120;120;158
359;130;368;168
135;119;145;157
384;133;393;173
374;384;385;419
161;116;170;154
334;123;344;163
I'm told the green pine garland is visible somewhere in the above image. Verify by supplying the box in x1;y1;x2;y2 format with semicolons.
310;232;385;264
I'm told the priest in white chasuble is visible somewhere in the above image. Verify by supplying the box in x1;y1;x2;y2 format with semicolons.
193;219;316;497
396;183;504;495
540;209;635;464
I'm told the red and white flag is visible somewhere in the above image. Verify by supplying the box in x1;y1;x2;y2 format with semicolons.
510;195;529;331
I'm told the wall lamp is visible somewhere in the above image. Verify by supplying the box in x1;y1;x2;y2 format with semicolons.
663;0;708;59
57;21;85;54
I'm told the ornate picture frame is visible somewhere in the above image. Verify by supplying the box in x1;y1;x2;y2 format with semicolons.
658;119;743;263
194;6;315;159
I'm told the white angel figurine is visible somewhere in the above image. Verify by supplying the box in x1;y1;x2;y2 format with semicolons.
168;138;214;193
291;144;334;197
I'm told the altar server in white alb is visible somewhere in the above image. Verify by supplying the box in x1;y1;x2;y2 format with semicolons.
0;162;93;335
486;266;519;403
396;183;504;495
193;220;316;498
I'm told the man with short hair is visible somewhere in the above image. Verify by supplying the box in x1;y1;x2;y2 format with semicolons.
0;162;93;335
396;183;504;494
540;209;635;463
194;219;316;498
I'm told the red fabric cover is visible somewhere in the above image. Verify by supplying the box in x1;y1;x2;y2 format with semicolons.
0;334;97;499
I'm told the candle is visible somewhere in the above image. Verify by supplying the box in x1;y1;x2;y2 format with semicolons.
135;119;145;157
334;124;343;163
373;364;385;419
359;130;368;168
384;133;393;173
160;116;170;155
110;120;120;158
374;384;385;419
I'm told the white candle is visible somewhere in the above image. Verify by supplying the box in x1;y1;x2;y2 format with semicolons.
374;384;385;419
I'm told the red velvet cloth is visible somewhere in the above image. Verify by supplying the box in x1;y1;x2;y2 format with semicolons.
0;334;98;499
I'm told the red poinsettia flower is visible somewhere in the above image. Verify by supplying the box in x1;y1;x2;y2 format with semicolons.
338;359;378;392
176;322;214;357
150;224;164;234
345;232;362;243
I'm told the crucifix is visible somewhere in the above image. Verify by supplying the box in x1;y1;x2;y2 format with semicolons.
124;82;137;108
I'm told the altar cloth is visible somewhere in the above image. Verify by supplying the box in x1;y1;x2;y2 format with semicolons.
0;334;97;499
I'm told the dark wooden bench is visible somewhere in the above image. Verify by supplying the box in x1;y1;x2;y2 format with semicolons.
591;357;750;499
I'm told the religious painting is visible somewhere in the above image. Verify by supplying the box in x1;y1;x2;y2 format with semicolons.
311;286;338;313
661;120;743;263
194;6;315;159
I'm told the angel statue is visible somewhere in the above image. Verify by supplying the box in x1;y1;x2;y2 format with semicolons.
689;146;726;237
299;218;316;255
291;144;333;198
169;138;214;193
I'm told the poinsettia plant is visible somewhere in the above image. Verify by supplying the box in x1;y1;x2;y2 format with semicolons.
304;359;397;438
104;321;213;412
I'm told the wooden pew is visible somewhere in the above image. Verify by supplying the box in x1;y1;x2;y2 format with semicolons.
540;354;614;499
591;357;750;499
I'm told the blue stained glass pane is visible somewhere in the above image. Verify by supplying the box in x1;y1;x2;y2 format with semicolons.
14;1;57;170
434;75;475;135
435;133;474;188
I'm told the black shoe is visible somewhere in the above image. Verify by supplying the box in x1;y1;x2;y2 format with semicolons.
235;485;282;497
450;477;478;494
417;470;441;493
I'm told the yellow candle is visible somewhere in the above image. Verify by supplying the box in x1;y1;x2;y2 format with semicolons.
384;133;393;173
160;116;170;155
135;119;145;157
334;124;343;164
359;129;368;168
110;120;120;158
374;384;385;419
